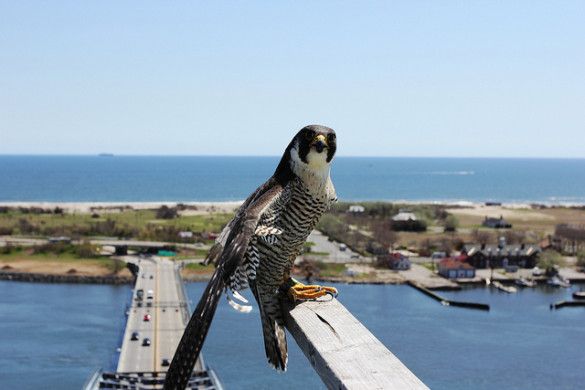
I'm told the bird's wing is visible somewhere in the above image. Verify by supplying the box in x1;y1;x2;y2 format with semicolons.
164;178;286;390
205;177;285;273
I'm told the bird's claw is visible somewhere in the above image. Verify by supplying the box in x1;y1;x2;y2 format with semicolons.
287;282;338;302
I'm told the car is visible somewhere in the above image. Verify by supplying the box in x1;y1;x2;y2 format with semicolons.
146;301;152;307
142;338;151;347
143;314;151;322
161;358;170;367
130;332;139;341
137;302;143;308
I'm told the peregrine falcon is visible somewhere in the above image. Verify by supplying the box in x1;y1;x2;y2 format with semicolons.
164;125;338;390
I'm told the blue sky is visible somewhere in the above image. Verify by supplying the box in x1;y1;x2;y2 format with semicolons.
1;1;584;157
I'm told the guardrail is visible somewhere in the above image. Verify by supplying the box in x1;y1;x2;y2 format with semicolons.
284;298;429;389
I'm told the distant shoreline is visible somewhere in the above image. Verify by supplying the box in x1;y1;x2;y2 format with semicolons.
1;200;585;213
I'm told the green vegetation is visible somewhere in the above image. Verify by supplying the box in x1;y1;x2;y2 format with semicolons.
443;215;459;232
0;245;125;273
538;250;566;271
313;261;346;277
183;262;215;273
0;207;233;243
576;250;585;269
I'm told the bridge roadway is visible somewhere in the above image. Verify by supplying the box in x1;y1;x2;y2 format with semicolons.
117;256;203;374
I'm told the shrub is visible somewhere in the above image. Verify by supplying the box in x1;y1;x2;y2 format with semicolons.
156;205;178;219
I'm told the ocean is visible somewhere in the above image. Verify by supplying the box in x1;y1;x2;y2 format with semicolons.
1;281;584;390
1;156;585;204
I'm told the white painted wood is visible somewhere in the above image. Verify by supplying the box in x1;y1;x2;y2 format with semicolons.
284;298;429;390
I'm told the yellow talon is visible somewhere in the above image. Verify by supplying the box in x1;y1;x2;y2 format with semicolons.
288;282;338;302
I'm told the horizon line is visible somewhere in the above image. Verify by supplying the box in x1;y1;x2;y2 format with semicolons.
0;153;584;160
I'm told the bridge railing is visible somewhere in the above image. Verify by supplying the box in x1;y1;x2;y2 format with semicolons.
284;297;429;390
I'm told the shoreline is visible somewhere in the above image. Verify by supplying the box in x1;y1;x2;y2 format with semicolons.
0;270;134;284
2;200;585;214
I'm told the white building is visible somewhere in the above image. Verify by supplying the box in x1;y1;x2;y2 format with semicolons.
348;205;365;213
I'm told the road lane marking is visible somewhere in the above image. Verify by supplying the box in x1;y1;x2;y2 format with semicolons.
154;259;160;372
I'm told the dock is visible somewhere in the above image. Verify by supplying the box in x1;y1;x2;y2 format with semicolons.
84;256;222;390
401;264;461;290
408;281;490;311
550;300;585;310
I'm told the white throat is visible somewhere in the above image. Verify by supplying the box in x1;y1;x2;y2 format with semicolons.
289;144;336;200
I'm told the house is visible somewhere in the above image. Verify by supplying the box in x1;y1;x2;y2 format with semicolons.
376;252;411;270
392;210;418;222
391;210;427;232
438;258;475;279
178;231;193;239
202;232;218;240
554;224;585;254
348;205;365;213
482;215;512;229
462;239;540;269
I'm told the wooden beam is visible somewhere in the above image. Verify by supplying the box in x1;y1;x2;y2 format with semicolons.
284;297;429;390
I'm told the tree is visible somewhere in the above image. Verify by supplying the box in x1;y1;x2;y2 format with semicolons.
443;215;459;232
504;230;527;245
156;205;178;219
471;229;494;245
538;250;565;275
576;250;585;269
372;220;398;250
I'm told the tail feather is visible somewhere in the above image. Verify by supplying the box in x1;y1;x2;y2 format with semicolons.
262;316;288;370
164;269;224;390
258;299;288;371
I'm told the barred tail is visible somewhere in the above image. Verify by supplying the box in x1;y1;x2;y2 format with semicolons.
164;270;225;390
259;299;288;371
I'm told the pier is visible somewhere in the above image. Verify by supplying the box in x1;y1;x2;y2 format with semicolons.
550;300;585;310
84;256;222;390
408;281;490;311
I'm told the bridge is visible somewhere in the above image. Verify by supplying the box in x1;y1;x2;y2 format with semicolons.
84;256;222;390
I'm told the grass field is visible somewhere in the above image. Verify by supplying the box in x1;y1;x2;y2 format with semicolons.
0;251;128;275
0;208;233;241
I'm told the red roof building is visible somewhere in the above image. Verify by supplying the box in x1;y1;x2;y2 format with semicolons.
438;258;475;279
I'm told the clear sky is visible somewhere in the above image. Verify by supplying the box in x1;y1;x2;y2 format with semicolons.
1;1;584;157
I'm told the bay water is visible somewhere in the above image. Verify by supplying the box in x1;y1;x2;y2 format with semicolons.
1;281;583;390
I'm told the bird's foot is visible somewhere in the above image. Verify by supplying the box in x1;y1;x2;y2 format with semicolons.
285;279;338;302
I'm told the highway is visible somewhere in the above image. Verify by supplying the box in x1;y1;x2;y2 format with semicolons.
307;230;368;263
117;256;202;373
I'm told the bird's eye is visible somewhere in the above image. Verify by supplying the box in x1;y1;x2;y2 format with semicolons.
327;133;336;143
305;131;314;140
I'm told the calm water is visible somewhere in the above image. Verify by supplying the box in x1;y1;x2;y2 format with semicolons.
1;281;584;390
0;281;130;389
1;156;585;203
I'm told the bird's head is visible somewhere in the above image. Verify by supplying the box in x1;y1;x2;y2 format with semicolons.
291;125;337;168
274;125;337;183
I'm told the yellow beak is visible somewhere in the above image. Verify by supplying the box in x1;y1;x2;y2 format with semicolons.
312;134;328;146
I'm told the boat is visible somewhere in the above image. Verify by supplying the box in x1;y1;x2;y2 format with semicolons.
492;281;518;293
573;291;585;299
515;278;536;287
547;276;571;288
